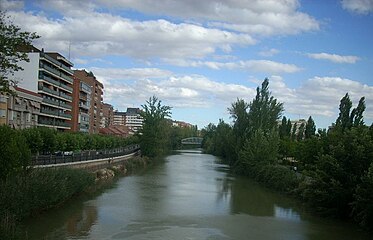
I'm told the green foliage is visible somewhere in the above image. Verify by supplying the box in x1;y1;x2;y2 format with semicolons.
21;127;43;154
0;125;31;180
247;78;283;137
239;129;279;170
305;116;316;139
203;80;373;230
140;96;172;157
352;162;373;230
0;11;39;94
0;168;95;237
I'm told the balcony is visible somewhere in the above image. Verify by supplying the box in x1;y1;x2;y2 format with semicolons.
79;102;90;110
42;98;59;107
39;74;73;93
59;102;72;110
40;63;73;84
40;74;60;87
80;82;92;94
38;85;59;96
60;72;73;84
38;118;71;129
79;93;88;101
40;52;74;75
59;83;73;92
59;112;71;119
40;108;59;117
79;124;89;132
60;92;72;101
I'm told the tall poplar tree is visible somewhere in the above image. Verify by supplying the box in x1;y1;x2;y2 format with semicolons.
305;116;316;139
140;96;172;157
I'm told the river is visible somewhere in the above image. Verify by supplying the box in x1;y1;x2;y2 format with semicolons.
23;150;370;239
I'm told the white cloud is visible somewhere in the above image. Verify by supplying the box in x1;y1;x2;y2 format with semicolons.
89;67;173;81
258;48;280;57
8;11;255;60
164;59;301;74
97;71;256;110
269;76;373;121
96;0;319;36
307;52;360;64
0;0;24;11
342;0;373;14
101;72;373;125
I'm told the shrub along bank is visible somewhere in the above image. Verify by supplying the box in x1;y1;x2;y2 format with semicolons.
0;168;95;239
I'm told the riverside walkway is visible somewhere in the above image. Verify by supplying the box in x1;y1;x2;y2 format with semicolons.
32;144;140;169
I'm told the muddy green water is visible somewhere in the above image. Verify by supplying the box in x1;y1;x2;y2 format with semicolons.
23;150;370;239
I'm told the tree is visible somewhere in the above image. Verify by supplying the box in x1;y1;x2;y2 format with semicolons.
305;116;316;139
336;93;353;130
228;98;249;161
237;78;283;172
0;125;31;180
351;97;365;127
140;96;172;157
247;78;283;136
0;11;39;94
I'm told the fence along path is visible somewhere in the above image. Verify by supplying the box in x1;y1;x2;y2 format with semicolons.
32;144;140;167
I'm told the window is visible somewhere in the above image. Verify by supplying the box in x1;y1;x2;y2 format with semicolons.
0;109;6;118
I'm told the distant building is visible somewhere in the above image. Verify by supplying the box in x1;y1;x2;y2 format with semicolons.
172;120;193;128
125;108;143;132
73;70;103;134
112;108;143;133
12;46;74;131
101;103;114;128
0;86;42;129
113;111;126;126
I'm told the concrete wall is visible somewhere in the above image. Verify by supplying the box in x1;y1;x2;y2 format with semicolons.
14;53;40;92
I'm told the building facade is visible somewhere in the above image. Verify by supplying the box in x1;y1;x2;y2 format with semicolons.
71;76;92;133
113;111;126;126
13;46;74;131
101;103;114;128
73;70;103;134
0;87;42;129
125;108;143;132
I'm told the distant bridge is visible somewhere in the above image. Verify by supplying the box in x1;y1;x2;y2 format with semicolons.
181;137;203;145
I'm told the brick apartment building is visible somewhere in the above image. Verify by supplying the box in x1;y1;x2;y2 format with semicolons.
73;70;103;134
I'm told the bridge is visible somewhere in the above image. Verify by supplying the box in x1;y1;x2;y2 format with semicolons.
181;137;203;146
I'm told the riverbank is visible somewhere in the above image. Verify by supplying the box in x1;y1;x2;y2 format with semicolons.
0;155;150;239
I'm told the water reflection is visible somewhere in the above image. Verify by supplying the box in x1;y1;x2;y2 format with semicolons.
22;151;371;240
23;198;98;239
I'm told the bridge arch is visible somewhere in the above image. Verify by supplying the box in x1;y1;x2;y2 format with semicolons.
181;137;203;145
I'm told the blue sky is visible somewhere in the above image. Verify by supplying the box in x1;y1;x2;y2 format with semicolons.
3;0;373;129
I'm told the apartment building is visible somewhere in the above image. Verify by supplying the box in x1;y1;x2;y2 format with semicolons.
13;46;73;131
73;70;103;134
113;111;126;126
125;108;143;132
101;103;114;128
71;76;92;133
7;87;43;129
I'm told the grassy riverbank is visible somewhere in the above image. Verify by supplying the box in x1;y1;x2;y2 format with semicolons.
0;168;95;239
0;155;152;239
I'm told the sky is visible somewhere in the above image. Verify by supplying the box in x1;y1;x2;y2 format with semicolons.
2;0;373;129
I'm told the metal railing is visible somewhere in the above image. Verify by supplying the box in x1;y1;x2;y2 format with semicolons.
31;144;140;166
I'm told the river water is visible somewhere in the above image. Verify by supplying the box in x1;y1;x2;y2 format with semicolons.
23;150;370;239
